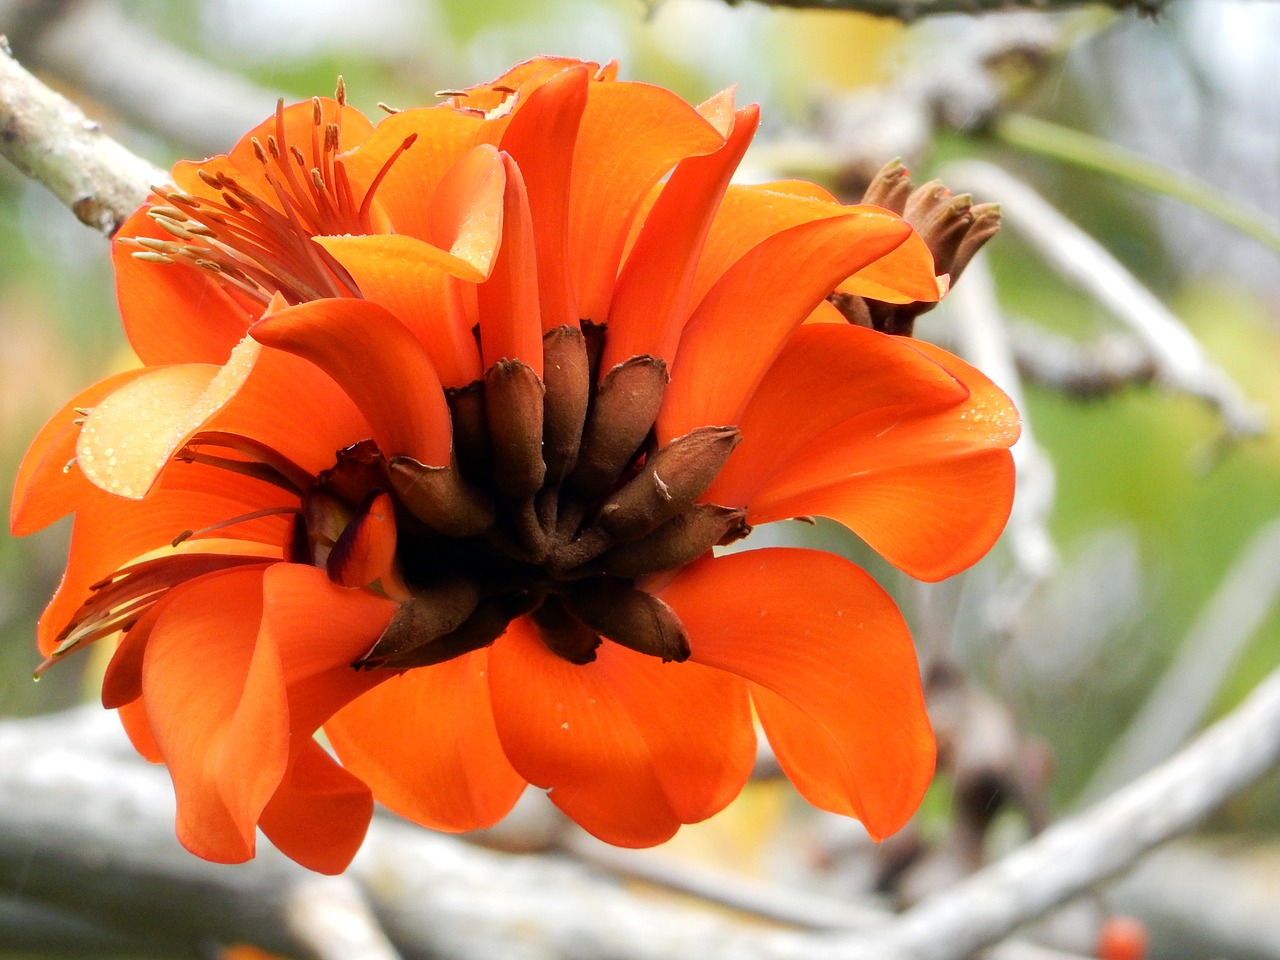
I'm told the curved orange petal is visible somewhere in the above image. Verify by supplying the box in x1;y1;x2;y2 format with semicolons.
250;299;452;467
753;181;943;305
487;616;753;846
704;323;968;508
837;229;941;305
340;108;486;242
139;566;282;864
326;649;527;833
112;207;255;367
258;738;373;875
205;344;369;476
256;564;396;735
449;57;604;115
117;696;161;762
476;154;543;374
36;463;293;656
11;368;149;536
749;341;1020;580
75;337;262;500
659;211;913;441
659;548;935;841
602;103;759;372
569;80;726;324
500;64;589;331
316;234;486;389
755;450;1015;581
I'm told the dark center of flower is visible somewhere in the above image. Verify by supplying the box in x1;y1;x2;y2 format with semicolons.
296;322;750;670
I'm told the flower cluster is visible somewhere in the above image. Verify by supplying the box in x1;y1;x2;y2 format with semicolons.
11;58;1019;873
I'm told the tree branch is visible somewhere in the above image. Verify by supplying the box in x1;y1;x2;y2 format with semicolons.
717;0;1169;20
944;160;1266;439
0;36;164;235
6;655;1280;960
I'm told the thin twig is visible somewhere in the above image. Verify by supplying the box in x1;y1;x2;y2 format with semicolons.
0;36;165;235
4;0;281;156
943;251;1058;607
5;670;1280;960
1083;516;1280;802
831;663;1280;960
718;0;1168;19
945;160;1267;438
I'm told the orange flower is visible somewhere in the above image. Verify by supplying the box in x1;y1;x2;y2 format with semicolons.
10;58;1019;874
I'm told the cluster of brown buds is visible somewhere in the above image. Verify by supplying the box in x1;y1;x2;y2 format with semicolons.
296;322;751;672
832;160;1002;337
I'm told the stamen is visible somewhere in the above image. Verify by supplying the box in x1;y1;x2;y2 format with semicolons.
131;251;175;265
359;133;417;225
335;75;347;106
172;505;301;547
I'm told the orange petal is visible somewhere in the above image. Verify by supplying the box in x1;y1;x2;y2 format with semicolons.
659;211;913;441
256;563;396;736
448;57;603;115
250;299;452;467
602;103;760;372
112;206;255;365
139;566;282;864
326;650;527;833
568;80;726;324
704;323;968;508
204;345;369;476
487;616;754;846
75;337;262;500
314;234;486;389
258;738;373;875
659;548;935;840
500;64;589;331
749;340;1020;580
476;154;543;374
753;181;943;305
117;695;162;762
11;368;149;535
37;463;293;656
326;491;398;589
340;108;486;242
837;228;942;305
755;450;1015;581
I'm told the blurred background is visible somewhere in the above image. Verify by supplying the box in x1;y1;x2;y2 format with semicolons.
1;1;1279;958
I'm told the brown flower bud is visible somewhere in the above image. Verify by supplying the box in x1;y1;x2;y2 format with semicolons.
355;577;481;667
388;456;496;537
569;355;668;499
598;504;749;578
484;358;547;498
596;426;740;543
531;595;602;665
861;158;912;215
541;325;590;485
561;577;690;663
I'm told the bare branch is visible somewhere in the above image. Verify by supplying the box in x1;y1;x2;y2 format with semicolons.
6;660;1280;960
1084;516;1280;801
834;663;1280;960
4;0;281;155
0;36;165;235
716;0;1169;20
941;252;1058;603
945;160;1267;438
